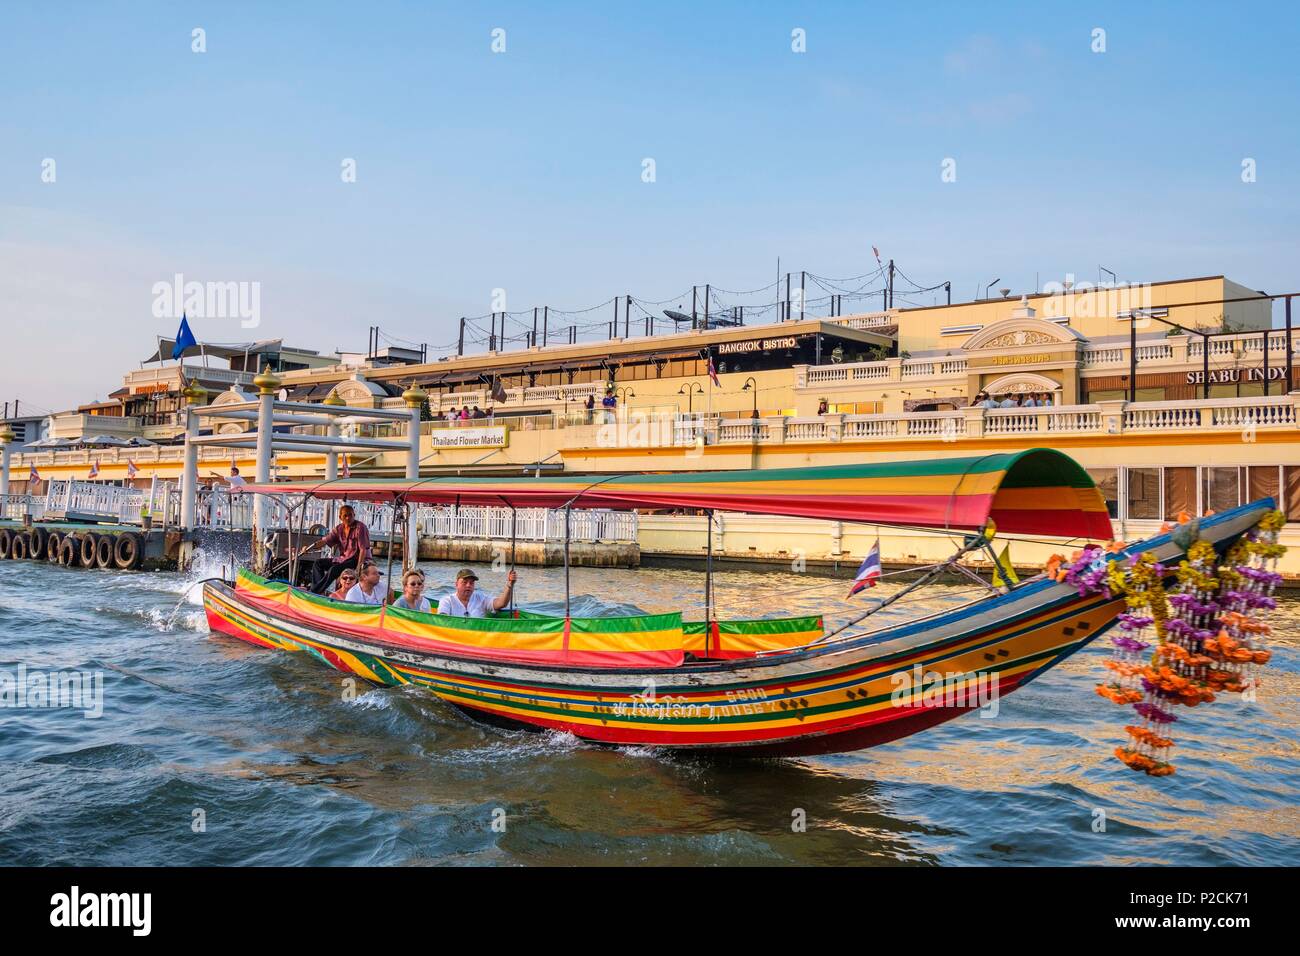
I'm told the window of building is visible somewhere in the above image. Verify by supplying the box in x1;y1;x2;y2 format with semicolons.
1163;467;1196;520
1248;466;1280;512
1126;467;1160;519
1203;467;1242;514
1087;468;1119;518
1286;467;1300;520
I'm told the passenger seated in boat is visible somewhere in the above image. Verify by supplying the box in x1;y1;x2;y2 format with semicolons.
310;505;372;594
436;567;516;617
393;569;431;612
328;568;358;601
344;562;386;605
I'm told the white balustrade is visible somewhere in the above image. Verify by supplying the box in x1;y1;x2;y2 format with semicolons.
842;416;900;439
984;410;1041;434
905;413;965;438
1124;404;1202;430
785;420;827;441
1046;408;1102;432
1135;344;1174;361
1082;348;1126;367
717;420;766;442
1209;398;1297;428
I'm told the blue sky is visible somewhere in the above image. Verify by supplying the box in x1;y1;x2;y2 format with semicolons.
2;1;1298;413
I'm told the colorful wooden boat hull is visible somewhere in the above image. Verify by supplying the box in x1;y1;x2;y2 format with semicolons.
201;502;1269;756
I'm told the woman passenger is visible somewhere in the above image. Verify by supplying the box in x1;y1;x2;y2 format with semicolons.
329;569;358;601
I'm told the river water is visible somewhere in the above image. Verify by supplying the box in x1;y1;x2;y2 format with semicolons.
1;553;1297;866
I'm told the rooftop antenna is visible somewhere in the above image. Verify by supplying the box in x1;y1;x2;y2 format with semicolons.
999;288;1011;298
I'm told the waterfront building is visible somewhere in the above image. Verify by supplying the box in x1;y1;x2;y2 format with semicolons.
7;273;1298;573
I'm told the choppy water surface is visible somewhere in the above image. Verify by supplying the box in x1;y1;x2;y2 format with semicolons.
1;553;1297;866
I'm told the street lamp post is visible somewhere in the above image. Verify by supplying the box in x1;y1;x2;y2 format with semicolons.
742;377;758;418
678;382;703;414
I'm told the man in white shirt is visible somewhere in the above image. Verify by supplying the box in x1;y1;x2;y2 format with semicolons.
211;465;247;489
345;562;387;605
437;567;516;617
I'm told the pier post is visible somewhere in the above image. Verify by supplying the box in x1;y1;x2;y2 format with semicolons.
403;385;427;570
0;424;13;500
253;366;282;559
179;383;207;531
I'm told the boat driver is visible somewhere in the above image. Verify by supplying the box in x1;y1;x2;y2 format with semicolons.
437;567;516;617
311;505;372;593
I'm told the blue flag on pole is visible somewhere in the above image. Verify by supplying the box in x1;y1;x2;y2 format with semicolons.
172;313;197;360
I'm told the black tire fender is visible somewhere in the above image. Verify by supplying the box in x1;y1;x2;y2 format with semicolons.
79;533;98;568
114;533;143;570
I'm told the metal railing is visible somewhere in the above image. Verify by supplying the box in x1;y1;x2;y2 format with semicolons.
29;479;177;526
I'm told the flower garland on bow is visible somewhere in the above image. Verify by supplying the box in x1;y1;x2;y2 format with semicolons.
1085;512;1286;777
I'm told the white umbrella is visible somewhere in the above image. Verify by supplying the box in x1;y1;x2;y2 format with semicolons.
27;437;73;448
82;435;133;447
124;437;156;447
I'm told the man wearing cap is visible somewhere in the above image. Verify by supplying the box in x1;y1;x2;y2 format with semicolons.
437;567;517;617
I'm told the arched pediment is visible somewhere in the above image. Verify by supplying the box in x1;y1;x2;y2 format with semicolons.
982;372;1061;394
329;378;385;408
962;317;1085;351
209;388;255;434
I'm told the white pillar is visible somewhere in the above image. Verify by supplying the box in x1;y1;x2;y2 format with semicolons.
323;421;340;531
402;386;427;570
0;427;13;500
252;366;282;543
180;405;199;530
325;423;339;481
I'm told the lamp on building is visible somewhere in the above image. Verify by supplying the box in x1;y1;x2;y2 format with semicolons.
678;382;703;414
985;278;1001;300
742;377;758;417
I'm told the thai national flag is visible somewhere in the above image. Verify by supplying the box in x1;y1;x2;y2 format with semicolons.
707;355;720;387
88;459;99;478
127;460;138;479
341;455;350;478
847;542;881;598
28;464;40;483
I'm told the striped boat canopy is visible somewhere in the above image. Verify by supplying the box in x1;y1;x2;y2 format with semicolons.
240;448;1112;538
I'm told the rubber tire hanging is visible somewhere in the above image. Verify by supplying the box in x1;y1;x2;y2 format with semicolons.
113;533;142;570
78;534;97;568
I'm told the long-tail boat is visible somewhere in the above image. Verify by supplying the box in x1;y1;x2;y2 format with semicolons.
201;449;1276;757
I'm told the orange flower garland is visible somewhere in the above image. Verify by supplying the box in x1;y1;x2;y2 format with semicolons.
1092;512;1286;777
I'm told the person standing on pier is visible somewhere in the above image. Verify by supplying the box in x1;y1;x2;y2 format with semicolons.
311;504;372;593
210;465;247;487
